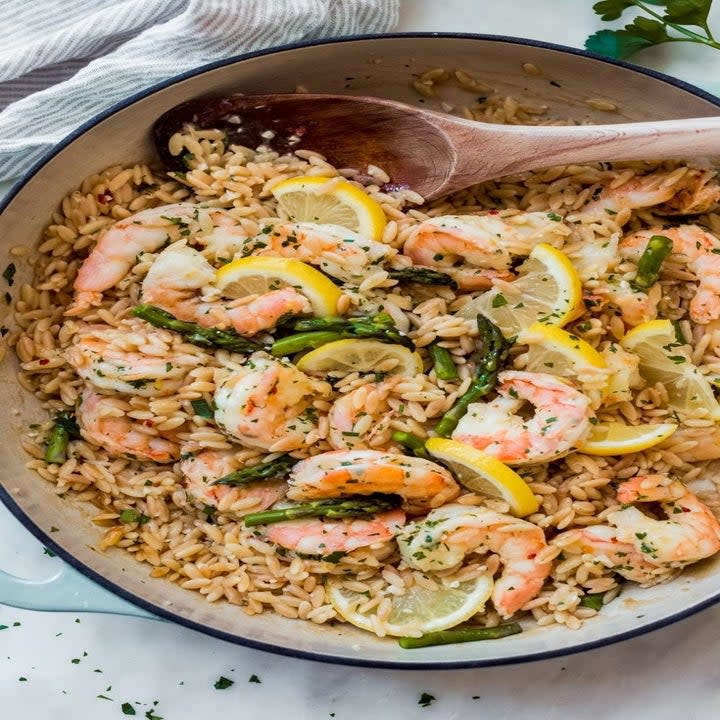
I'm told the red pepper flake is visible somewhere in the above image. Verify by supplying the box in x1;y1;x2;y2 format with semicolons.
488;209;499;215
38;358;50;365
97;191;114;204
293;126;307;137
143;419;154;427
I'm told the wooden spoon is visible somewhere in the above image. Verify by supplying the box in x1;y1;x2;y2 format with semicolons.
153;93;720;200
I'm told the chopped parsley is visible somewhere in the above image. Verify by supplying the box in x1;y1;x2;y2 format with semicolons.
119;509;150;524
418;692;436;708
214;676;234;690
3;262;16;286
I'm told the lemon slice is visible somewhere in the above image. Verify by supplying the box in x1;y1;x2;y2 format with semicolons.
620;319;720;420
517;322;607;391
271;175;387;241
215;256;341;316
577;421;677;456
326;573;493;637
456;244;583;337
425;438;539;517
296;338;423;376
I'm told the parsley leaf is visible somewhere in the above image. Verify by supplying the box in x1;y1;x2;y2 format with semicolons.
586;0;720;60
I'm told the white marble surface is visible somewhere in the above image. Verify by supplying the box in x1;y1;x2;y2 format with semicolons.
3;1;720;717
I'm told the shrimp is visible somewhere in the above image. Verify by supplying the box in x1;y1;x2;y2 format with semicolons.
286;449;460;513
68;203;247;314
402;213;570;290
397;504;551;618
76;389;179;463
327;380;397;450
240;222;393;283
179;450;285;515
663;425;720;462
65;321;201;396
620;225;720;324
579;168;720;220
214;356;330;452
556;475;720;583
595;279;660;327
141;242;310;335
265;509;406;555
452;371;593;465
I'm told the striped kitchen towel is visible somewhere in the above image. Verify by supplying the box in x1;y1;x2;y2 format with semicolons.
0;0;399;182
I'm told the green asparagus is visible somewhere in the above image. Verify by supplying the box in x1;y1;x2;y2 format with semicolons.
212;454;298;487
631;234;673;291
434;315;510;438
271;313;413;357
428;343;459;381
243;495;400;527
391;430;429;458
388;268;457;288
398;622;522;649
133;304;263;353
44;410;81;464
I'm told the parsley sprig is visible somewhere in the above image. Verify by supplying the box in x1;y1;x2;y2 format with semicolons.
586;1;719;60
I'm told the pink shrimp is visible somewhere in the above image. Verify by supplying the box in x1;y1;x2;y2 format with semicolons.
179;450;285;515
65;321;201;396
140;242;310;335
397;504;551;618
402;213;570;290
265;508;407;555
68;203;247;314
620;225;720;324
240;222;393;283
214;357;330;452
287;449;459;513
579;168;720;220
556;475;720;583
452;371;593;465
76;389;179;463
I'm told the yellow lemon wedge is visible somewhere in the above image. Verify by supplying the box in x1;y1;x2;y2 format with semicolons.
620;319;720;421
425;438;539;517
517;322;608;393
295;338;423;377
271;175;387;241
215;256;342;316
456;244;584;337
577;421;678;456
326;573;493;637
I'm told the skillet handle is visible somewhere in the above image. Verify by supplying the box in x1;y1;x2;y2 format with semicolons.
0;561;157;619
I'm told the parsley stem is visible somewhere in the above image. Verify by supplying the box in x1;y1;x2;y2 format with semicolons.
634;0;720;47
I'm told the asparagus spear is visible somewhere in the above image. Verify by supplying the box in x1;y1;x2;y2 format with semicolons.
271;313;413;356
631;234;673;291
212;454;297;487
388;268;457;288
434;315;510;438
45;410;80;464
133;304;263;353
244;495;400;527
391;430;429;458
428;343;459;381
398;622;522;649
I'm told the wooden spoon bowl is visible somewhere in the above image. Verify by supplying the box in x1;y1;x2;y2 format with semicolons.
154;93;720;200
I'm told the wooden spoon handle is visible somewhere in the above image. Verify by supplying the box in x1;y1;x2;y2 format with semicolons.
437;115;720;186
